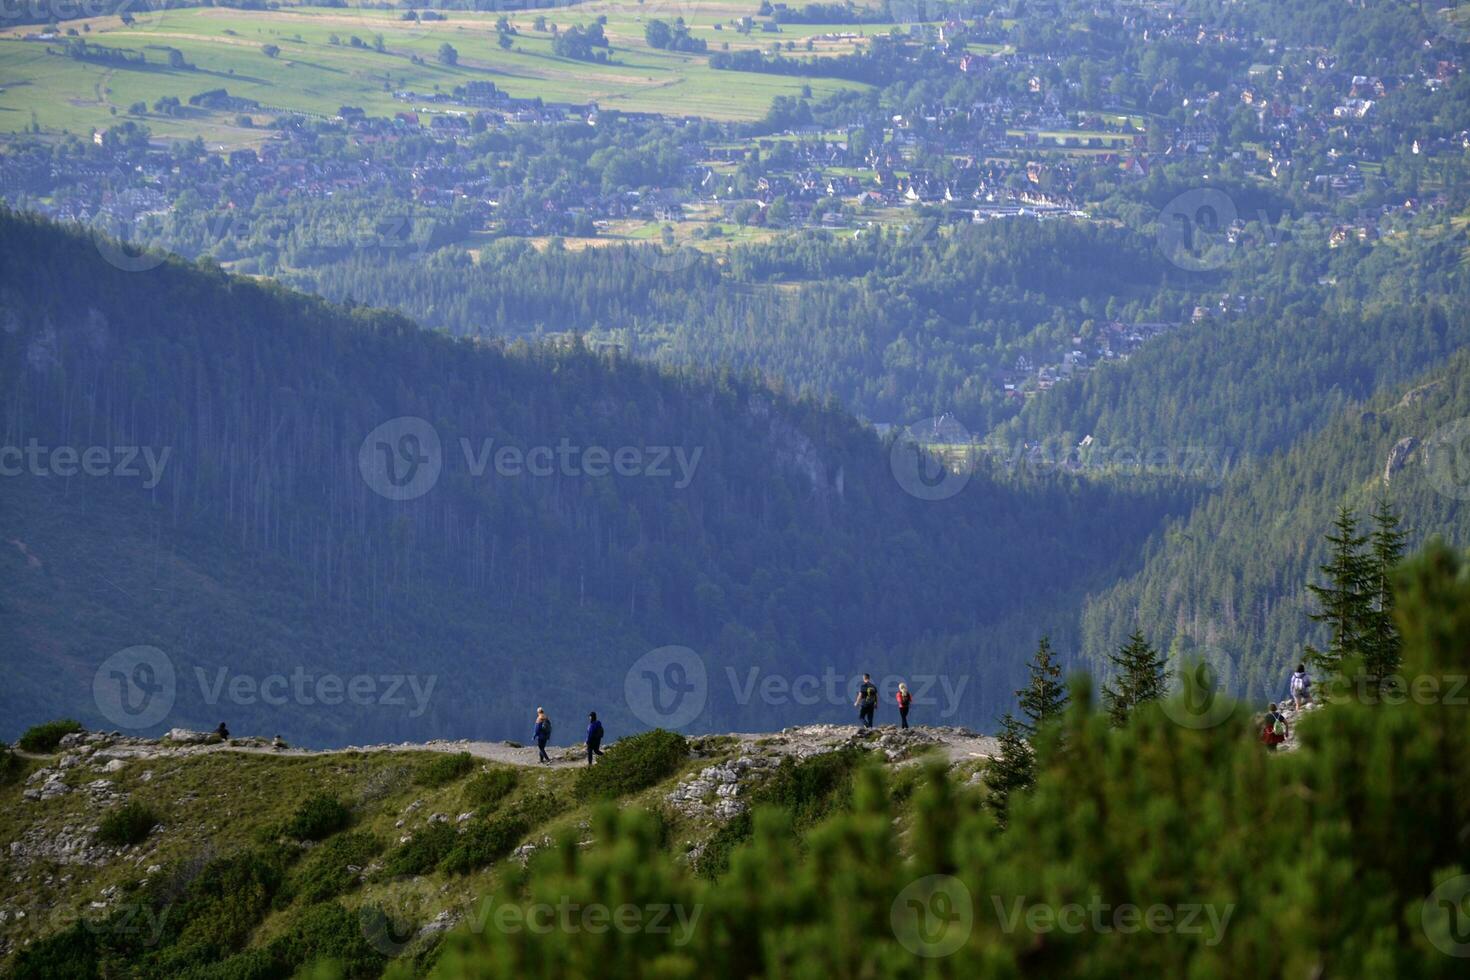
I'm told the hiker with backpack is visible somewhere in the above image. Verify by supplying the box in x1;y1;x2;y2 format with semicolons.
534;708;552;764
895;682;912;729
1260;703;1288;751
586;711;605;766
1290;665;1311;712
855;673;879;729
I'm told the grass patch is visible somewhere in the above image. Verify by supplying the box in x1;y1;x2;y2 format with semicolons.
17;719;83;753
281;793;352;842
96;802;160;847
416;752;475;788
574;729;689;801
463;768;519;811
440;815;528;875
290;831;383;904
382;822;458;877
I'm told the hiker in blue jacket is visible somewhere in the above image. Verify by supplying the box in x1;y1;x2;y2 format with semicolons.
534;707;552;764
586;711;605;766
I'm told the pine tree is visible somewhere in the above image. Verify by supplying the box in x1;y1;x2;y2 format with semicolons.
1362;498;1407;690
983;712;1035;827
1016;635;1068;736
1101;630;1168;727
1305;505;1373;680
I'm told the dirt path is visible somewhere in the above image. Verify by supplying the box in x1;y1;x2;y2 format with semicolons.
61;724;1000;770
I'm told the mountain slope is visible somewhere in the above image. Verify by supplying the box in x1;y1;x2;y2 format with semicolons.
0;210;1181;744
1076;346;1470;702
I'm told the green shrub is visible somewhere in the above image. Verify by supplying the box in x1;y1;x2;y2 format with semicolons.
201;902;386;979
440;815;528;875
463;767;519;810
282;794;352;841
507;790;563;829
96;801;160;847
694;750;859;879
415;751;475;788
574;729;688;801
17;718;83;753
381;822;458;877
0;741;24;785
290;831;383;904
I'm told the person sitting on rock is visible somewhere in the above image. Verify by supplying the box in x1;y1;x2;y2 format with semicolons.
586;711;605;766
271;734;287;751
215;722;230;742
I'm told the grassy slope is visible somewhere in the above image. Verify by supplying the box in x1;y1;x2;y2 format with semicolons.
0;730;970;973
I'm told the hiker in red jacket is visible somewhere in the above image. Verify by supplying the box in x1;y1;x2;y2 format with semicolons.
895;682;912;729
1260;703;1288;750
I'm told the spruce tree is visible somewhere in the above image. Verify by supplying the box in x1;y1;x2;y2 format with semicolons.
983;712;1034;827
1363;498;1407;690
1305;505;1373;680
1016;635;1068;736
1101;630;1168;727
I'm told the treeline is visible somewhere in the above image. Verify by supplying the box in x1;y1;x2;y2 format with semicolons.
421;545;1469;977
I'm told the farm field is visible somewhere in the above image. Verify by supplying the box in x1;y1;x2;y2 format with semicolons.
0;1;885;140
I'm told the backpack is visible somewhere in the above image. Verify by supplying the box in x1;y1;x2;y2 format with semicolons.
1272;717;1286;737
897;691;911;709
1292;673;1308;693
862;684;878;707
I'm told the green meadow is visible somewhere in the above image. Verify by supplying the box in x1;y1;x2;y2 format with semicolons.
0;2;883;141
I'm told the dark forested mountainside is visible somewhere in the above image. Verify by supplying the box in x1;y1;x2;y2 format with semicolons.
0;211;1183;745
1077;346;1470;704
294;219;1194;433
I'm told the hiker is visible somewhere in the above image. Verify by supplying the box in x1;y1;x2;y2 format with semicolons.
1260;703;1288;751
895;682;912;729
534;708;552;764
586;711;605;766
271;734;287;751
215;722;230;741
854;673;879;729
1290;664;1311;712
